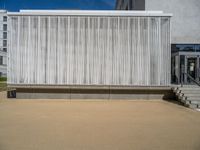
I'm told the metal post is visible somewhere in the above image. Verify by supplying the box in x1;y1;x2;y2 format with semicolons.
197;56;200;82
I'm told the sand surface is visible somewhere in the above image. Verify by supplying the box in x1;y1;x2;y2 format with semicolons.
0;99;200;150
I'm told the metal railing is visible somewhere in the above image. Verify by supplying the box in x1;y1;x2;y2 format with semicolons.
181;73;200;87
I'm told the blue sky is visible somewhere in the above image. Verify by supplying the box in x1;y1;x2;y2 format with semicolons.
0;0;116;11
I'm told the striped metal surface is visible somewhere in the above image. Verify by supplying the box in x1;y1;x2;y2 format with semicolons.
8;13;171;86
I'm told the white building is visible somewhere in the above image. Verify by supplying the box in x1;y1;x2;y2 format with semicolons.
0;10;7;77
115;0;200;84
8;10;171;86
7;10;172;99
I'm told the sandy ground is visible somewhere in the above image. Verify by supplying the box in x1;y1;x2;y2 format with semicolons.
0;98;200;150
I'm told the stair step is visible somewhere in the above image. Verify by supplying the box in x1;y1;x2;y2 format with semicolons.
184;102;198;109
176;90;200;97
183;93;200;97
190;101;200;105
176;92;182;97
188;104;198;109
187;97;200;101
179;95;186;100
173;86;200;109
173;88;180;93
178;96;200;103
179;88;200;91
184;100;191;105
181;96;199;99
177;93;200;97
184;99;200;104
179;91;200;94
178;98;199;109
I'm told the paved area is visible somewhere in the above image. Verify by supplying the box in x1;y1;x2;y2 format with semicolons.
0;99;200;150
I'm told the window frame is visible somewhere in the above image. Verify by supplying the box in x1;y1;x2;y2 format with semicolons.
0;56;3;65
172;44;200;52
3;16;7;22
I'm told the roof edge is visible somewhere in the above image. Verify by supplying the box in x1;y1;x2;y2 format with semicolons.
7;10;173;17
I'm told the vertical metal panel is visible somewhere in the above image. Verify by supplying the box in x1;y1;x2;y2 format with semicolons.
8;15;171;86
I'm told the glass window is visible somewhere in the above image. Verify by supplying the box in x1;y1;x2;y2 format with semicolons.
3;40;7;47
180;55;185;79
3;32;7;39
3;48;7;52
3;24;7;31
3;16;7;22
172;44;200;53
171;56;176;83
176;44;195;52
0;56;3;65
171;44;178;52
195;45;200;52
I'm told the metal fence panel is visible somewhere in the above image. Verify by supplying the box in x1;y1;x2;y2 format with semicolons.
8;15;171;86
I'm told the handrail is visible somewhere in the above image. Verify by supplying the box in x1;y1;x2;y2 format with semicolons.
181;73;200;87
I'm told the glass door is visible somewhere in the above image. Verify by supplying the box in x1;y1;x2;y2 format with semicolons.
187;57;197;83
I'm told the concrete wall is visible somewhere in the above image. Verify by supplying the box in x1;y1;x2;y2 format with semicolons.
146;0;200;44
15;87;175;100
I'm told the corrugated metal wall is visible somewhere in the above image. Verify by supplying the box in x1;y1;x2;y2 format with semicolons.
8;15;171;86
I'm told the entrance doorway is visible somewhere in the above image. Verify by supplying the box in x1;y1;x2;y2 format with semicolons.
187;58;196;79
171;44;200;84
187;57;198;83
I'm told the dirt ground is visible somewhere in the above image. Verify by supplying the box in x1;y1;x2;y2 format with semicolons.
0;98;200;150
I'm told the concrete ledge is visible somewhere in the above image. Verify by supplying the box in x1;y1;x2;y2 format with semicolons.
14;86;175;100
8;84;172;90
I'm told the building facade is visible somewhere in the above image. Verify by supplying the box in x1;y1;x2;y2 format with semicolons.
0;10;7;77
116;0;145;10
116;0;200;84
8;10;171;86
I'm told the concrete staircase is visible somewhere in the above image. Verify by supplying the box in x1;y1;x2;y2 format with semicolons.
173;85;200;109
